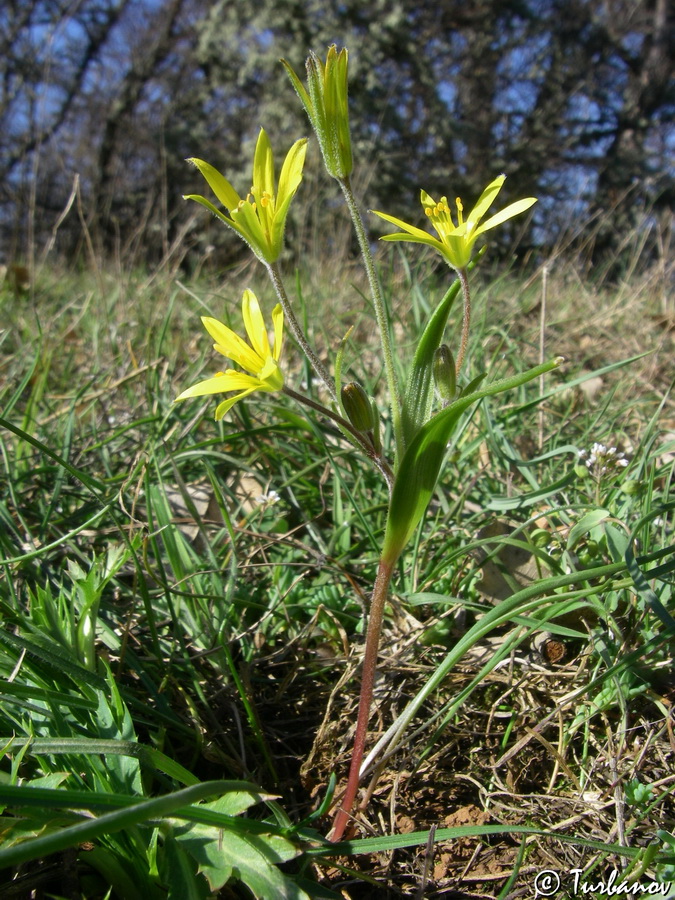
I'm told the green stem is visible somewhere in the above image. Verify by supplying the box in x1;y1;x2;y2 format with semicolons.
338;176;404;459
455;266;471;376
329;555;396;842
283;386;393;489
266;262;337;402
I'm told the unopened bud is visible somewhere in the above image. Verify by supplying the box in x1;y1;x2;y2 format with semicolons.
433;345;456;401
341;382;375;432
370;398;382;454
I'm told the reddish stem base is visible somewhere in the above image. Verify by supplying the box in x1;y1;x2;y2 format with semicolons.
329;557;395;842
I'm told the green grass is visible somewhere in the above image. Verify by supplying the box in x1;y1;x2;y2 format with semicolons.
0;255;673;898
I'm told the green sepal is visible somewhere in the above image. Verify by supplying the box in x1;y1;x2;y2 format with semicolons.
401;249;485;445
459;371;487;396
383;357;564;562
433;345;456;401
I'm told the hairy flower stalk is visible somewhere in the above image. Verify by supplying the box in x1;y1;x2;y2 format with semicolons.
266;261;337;403
339;176;404;457
455;266;471;376
283;46;404;457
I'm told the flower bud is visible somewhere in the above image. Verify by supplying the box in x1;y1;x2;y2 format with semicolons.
433;344;456;402
370;398;382;454
341;382;375;432
282;45;353;180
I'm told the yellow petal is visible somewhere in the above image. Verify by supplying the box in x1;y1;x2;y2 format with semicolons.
277;139;308;207
371;209;437;242
476;197;537;235
215;388;258;420
201;316;261;373
253;129;275;198
230;201;269;261
175;371;236;400
188;158;241;210
468;175;506;223
271;303;284;361
241;290;270;361
258;356;284;391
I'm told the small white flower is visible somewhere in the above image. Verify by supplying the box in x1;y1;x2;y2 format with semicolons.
254;490;281;506
578;442;629;476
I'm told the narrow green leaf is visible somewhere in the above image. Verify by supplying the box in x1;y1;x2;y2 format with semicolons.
0;414;107;493
0;629;108;690
401;278;461;442
384;357;563;560
567;509;611;550
401;251;485;445
315;823;644;858
625;541;675;629
0;780;267;869
0;738;200;786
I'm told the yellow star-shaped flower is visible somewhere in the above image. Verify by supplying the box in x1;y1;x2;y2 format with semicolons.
185;129;307;264
372;175;537;270
175;290;284;420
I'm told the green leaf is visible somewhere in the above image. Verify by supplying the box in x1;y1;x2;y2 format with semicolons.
86;846;156;900
176;795;308;898
178;827;306;898
625;540;675;629
0;780;269;869
0;737;201;786
163;835;210;900
401;251;485;445
566;509;611;550
384;357;563;561
401;278;461;442
0;628;108;691
313;823;645;859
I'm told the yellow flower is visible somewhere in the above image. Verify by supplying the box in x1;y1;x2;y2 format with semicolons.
184;129;307;264
175;290;284;420
372;175;537;270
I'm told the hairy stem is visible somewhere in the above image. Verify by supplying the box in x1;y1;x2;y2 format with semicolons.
338;176;404;459
455;266;471;376
329;555;396;842
266;261;337;402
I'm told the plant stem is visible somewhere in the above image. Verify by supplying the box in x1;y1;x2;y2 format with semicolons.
329;554;396;842
338;176;404;459
455;266;471;376
283;386;393;489
266;261;337;402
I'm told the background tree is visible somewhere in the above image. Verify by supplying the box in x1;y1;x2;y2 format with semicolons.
0;0;672;271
